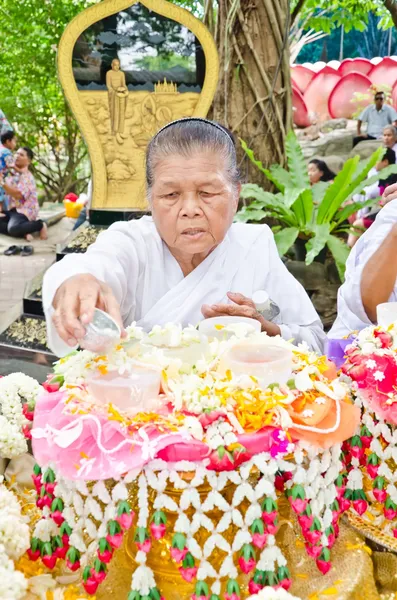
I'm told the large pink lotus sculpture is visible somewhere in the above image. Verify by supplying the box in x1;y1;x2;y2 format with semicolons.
291;56;397;126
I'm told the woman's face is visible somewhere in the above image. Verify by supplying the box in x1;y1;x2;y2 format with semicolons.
150;150;239;262
308;162;323;184
383;128;396;148
14;148;30;169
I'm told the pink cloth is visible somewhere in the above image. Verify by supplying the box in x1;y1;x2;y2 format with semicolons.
31;391;188;480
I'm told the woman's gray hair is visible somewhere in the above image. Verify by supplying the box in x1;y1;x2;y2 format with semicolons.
384;124;397;137
146;118;240;198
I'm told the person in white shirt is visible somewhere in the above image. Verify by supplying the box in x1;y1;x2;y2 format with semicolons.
43;118;325;357
353;92;397;147
329;191;397;338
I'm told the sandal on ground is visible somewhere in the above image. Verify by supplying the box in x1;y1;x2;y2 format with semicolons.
21;245;34;256
4;245;21;256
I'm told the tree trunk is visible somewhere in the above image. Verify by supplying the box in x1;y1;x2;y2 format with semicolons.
384;0;397;29
211;0;292;186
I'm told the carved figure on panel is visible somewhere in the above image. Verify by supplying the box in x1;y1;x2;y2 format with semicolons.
106;58;129;144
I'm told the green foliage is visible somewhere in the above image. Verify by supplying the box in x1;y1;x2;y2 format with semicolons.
237;132;397;281
0;0;102;200
291;0;392;33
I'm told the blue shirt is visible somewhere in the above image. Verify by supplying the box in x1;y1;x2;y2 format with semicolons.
359;104;397;138
0;146;12;208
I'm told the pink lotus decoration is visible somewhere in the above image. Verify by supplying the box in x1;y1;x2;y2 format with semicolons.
291;56;397;126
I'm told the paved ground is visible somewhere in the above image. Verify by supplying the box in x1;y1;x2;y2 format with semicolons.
0;216;74;323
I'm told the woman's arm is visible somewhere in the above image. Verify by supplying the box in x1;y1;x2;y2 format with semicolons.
43;222;141;356
0;174;22;200
360;222;397;322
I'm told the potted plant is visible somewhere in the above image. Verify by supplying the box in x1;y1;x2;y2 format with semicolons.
236;131;397;281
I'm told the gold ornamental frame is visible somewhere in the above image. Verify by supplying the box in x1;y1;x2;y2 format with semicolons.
57;0;219;211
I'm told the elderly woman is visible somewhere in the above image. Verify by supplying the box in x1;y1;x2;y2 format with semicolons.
44;118;325;356
383;124;397;156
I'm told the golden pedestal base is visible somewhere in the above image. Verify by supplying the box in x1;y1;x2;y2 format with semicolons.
97;490;379;600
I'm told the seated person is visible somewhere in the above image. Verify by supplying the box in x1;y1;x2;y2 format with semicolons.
329;187;397;338
348;148;397;247
353;91;397;147
0;130;17;212
73;178;92;231
383;124;397;156
0;147;47;241
308;159;336;185
43;118;325;357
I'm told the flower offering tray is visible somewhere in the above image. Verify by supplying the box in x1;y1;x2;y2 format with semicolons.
26;322;363;599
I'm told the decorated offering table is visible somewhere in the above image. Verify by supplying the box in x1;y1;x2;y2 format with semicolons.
3;319;396;599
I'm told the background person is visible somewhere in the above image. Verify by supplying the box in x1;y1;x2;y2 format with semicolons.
353;92;397;148
308;159;336;185
0;130;17;211
42;118;325;357
382;124;397;157
348;148;397;247
0;147;47;246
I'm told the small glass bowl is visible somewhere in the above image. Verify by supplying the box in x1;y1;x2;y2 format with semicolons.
221;341;293;388
86;364;161;415
80;308;121;353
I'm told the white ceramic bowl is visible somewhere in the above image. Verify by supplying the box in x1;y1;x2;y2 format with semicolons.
221;341;293;388
198;316;261;340
86;365;161;415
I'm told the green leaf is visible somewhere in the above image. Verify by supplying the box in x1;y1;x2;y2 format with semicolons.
240;139;269;177
234;208;269;223
347;164;397;200
316;156;360;224
332;197;380;228
266;163;293;192
305;224;331;265
326;235;351;281
285;130;310;190
312;181;331;205
240;184;298;226
291;188;314;226
273;227;299;257
284;187;306;208
351;147;384;183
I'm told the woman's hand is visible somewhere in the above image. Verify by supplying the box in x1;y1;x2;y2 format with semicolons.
201;292;281;336
52;274;125;347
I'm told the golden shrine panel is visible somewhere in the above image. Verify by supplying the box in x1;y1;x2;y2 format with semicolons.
58;0;219;211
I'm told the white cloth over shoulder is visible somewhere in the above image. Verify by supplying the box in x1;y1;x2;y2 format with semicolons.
330;199;397;338
43;217;325;356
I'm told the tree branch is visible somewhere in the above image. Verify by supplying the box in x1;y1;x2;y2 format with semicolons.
291;0;309;26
